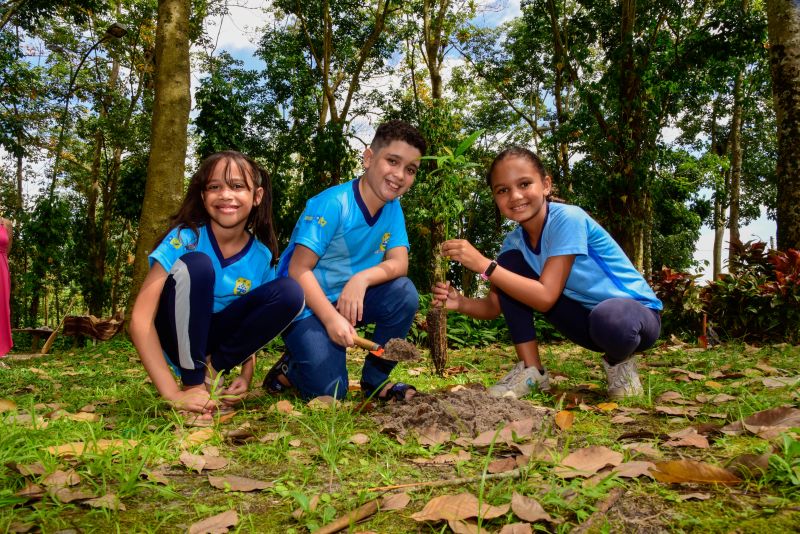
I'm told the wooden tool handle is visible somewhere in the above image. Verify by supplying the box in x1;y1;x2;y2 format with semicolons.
352;335;380;351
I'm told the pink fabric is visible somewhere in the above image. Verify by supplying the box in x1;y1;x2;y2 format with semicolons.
0;223;11;356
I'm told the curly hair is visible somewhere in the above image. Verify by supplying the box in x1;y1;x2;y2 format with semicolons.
370;120;427;156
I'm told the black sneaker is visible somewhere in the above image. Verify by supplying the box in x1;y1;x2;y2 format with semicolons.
262;353;291;393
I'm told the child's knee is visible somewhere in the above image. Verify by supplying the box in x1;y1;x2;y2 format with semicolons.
393;277;419;316
273;276;305;313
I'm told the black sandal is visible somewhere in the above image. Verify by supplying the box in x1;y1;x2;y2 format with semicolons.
378;382;416;402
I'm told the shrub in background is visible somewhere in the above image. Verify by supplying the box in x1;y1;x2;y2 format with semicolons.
651;267;704;339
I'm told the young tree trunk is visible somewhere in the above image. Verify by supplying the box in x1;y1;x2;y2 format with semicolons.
712;194;725;280
126;0;191;322
727;70;744;271
767;0;800;250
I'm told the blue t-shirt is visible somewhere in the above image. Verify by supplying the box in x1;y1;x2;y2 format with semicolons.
500;202;662;311
277;178;409;320
149;225;275;313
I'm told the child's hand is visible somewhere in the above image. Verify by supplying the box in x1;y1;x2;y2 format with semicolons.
432;281;461;311
168;387;216;414
220;376;249;405
337;275;368;325
324;313;355;348
441;239;490;274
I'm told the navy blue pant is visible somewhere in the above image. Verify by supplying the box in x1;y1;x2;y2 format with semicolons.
282;277;419;400
155;252;305;385
496;249;661;364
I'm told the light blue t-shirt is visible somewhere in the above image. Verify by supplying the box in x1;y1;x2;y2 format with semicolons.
149;225;275;313
277;178;409;320
500;202;662;311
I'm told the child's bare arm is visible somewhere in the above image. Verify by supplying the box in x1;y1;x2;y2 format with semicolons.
130;263;215;413
337;246;408;324
289;244;355;347
432;282;502;319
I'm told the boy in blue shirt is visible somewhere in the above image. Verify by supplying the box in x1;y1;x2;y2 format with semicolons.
265;120;427;401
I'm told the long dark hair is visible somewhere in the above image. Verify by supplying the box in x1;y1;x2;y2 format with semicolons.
155;151;279;262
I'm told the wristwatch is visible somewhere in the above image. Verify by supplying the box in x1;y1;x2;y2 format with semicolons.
480;260;498;280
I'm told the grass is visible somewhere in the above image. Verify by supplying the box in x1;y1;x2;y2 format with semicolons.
0;336;799;533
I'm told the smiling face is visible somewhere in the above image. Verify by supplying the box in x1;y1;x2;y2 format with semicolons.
360;140;422;209
202;159;263;233
489;156;552;227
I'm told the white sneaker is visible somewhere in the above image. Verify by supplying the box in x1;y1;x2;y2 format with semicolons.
603;357;643;398
488;361;551;398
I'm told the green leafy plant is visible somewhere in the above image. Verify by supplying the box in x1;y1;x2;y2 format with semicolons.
420;130;484;375
768;434;800;489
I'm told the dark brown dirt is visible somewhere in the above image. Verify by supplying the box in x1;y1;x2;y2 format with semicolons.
372;387;553;440
382;338;420;362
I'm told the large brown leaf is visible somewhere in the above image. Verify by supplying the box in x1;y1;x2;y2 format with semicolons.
510;492;552;523
188;509;238;534
208;475;271;492
410;493;510;522
721;406;800;438
554;446;623;478
650;460;741;484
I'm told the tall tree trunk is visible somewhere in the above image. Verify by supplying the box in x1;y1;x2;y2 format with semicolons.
727;70;744;271
767;0;800;250
712;194;725;279
126;0;191;322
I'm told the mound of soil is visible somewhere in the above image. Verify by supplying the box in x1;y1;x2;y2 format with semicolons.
383;338;420;362
372;387;553;440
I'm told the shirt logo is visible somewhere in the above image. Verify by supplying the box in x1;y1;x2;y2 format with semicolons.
377;232;391;253
233;278;252;295
169;237;182;249
303;215;327;227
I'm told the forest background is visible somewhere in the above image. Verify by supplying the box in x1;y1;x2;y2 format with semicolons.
1;0;799;345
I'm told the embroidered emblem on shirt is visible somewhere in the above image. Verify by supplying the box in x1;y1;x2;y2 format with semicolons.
169;237;182;249
377;232;391;253
303;215;327;227
233;278;252;295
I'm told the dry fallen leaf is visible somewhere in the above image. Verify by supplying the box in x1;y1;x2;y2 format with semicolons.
380;492;411;511
664;433;710;449
15;462;47;477
510;492;553;523
655;391;684;403
610;415;635;424
188;509;238;534
182;428;215;448
417;425;451;446
208;475;272;492
273;400;298;415
621;442;662;458
349;433;370;445
84;493;126;511
45;438;138;457
487;457;518;474
554;410;574;430
259;431;290;443
16;483;45;499
0;398;18;412
678;492;712;501
554;446;623;478
472;418;534;447
612;461;656;478
42;469;81;488
721;406;800;438
412;450;472;465
499;523;533;534
650;459;740;484
48;486;95;503
307;396;337;410
448;519;486;534
596;402;618;412
762;376;800;389
410;492;510;522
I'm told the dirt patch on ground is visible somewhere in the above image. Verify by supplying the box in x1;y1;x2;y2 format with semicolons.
382;338;420;362
372;386;553;440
